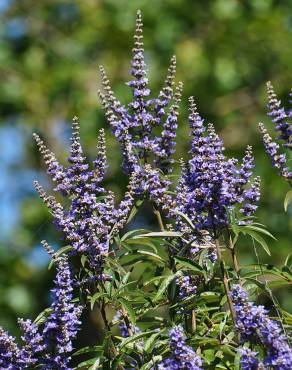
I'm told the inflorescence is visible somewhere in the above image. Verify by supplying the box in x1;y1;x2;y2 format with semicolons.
231;284;292;370
259;82;292;181
1;9;291;370
0;242;82;369
174;98;260;235
158;326;203;370
33;117;136;272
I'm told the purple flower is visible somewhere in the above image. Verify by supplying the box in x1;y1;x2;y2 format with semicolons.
155;83;183;173
18;319;45;365
266;81;291;149
41;241;83;369
259;122;292;181
0;243;82;370
174;99;260;236
231;284;292;370
238;347;262;370
98;10;182;174
177;275;197;300
113;312;141;338
0;327;28;369
158;326;203;370
34;118;135;272
240;176;261;217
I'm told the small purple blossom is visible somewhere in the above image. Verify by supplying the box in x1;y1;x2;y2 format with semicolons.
0;327;27;369
231;284;292;370
177;275;197;300
98;10;182;174
113;312;141;338
34;117;136;271
0;243;82;370
238;347;262;370
259;122;292;181
266;81;291;149
174;99;260;235
240;176;261;217
158;326;203;370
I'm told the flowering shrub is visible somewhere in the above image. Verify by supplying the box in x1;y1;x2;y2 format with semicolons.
1;10;292;370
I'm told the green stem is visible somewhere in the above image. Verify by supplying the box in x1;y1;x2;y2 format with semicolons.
226;228;241;283
153;205;165;231
214;238;236;325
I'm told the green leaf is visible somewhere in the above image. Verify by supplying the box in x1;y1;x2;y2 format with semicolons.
89;358;102;370
140;356;163;370
219;313;228;340
175;211;196;229
199;292;221;303
119;330;157;350
121;229;150;242
243;225;276;240
144;331;161;353
114;280;138;297
136;250;165;264
174;256;205;275
90;292;109;310
143;275;166;287
242;229;271;255
136;231;182;238
48;245;73;269
285;254;292;268
33;307;52;325
127;199;144;224
284;190;292;212
153;273;179;302
73;345;103;357
116;297;136;324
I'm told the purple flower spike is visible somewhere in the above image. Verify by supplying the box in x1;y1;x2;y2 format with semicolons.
34;116;136;272
156;82;183;172
98;10;180;174
158;325;203;370
266;81;291;148
177;275;197;300
231;284;292;370
259;122;292;180
41;241;83;369
0;327;25;369
174;100;259;236
238;347;262;370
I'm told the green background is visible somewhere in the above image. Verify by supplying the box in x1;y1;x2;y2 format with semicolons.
0;0;291;338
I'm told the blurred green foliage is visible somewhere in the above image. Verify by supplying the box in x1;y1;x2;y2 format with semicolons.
0;0;291;337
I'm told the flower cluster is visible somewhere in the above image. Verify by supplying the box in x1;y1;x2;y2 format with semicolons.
177;275;197;300
0;242;82;369
238;347;263;370
259;122;292;181
266;81;291;148
231;284;292;369
41;241;83;368
34;117;136;271
158;326;203;370
0;326;34;369
3;9;292;370
259;82;292;181
113;311;141;338
98;10;182;175
174;98;259;234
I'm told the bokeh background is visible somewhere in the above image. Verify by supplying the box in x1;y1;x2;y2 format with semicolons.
0;0;291;339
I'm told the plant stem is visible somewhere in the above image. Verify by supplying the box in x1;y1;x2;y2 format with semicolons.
226;228;241;283
153;205;165;231
121;307;134;337
214;238;236;324
191;309;196;333
99;289;124;370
